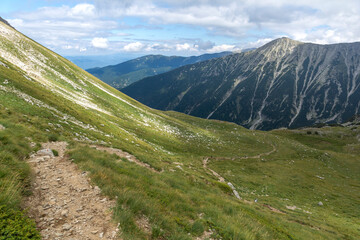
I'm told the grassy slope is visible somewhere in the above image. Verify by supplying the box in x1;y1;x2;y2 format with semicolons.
0;22;359;239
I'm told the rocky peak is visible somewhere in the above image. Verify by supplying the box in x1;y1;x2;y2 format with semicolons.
257;37;303;61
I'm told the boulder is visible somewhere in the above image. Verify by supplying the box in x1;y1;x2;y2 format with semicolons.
37;148;55;157
0;124;5;131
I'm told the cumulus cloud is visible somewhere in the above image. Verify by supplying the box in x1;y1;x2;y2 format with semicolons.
206;44;238;53
70;3;96;17
175;43;197;51
119;41;238;53
123;42;145;51
94;0;360;44
6;0;360;57
8;3;117;54
91;38;109;48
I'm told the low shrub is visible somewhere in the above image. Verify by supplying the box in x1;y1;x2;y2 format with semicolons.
47;134;58;142
51;149;59;157
0;205;41;240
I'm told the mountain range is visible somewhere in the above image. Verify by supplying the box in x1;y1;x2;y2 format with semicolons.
0;20;359;239
87;52;232;89
123;37;360;130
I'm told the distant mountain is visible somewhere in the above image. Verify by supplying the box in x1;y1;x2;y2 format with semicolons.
87;52;232;89
66;54;137;69
123;38;360;130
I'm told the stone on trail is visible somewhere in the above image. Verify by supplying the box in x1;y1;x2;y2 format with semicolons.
62;223;72;230
37;148;55;157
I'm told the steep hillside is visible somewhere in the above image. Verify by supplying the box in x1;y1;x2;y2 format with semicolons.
87;52;231;89
0;22;359;239
0;17;12;28
123;38;360;130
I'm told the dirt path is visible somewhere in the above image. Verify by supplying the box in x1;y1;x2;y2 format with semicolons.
24;142;120;240
203;157;240;199
90;145;161;173
203;144;277;201
210;144;277;161
238;144;277;160
203;157;225;182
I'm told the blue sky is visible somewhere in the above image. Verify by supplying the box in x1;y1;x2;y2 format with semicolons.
1;0;360;58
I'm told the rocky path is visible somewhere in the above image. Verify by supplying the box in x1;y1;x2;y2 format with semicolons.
24;142;120;240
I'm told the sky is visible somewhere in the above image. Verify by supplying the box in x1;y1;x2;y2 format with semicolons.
1;0;360;59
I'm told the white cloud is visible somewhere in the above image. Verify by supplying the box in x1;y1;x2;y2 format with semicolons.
175;43;197;51
94;0;360;44
6;0;360;57
120;41;238;53
70;4;96;17
243;38;274;49
17;3;97;20
91;38;109;48
123;42;144;51
8;4;117;54
206;44;238;53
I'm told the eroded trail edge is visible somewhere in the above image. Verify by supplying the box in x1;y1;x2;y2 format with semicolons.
24;142;120;240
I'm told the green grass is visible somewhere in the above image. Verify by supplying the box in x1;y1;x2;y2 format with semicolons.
0;116;43;239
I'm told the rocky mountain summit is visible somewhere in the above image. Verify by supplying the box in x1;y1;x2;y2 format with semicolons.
123;37;360;130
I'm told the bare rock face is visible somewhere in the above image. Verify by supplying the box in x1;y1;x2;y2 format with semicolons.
123;37;360;130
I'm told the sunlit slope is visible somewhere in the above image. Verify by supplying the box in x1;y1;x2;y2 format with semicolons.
0;21;359;239
0;22;272;167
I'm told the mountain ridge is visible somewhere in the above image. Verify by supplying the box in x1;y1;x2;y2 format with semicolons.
122;37;360;130
86;52;232;89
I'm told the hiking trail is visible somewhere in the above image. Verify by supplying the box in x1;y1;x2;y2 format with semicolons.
24;141;120;240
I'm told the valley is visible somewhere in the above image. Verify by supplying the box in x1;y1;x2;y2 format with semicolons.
0;20;359;240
